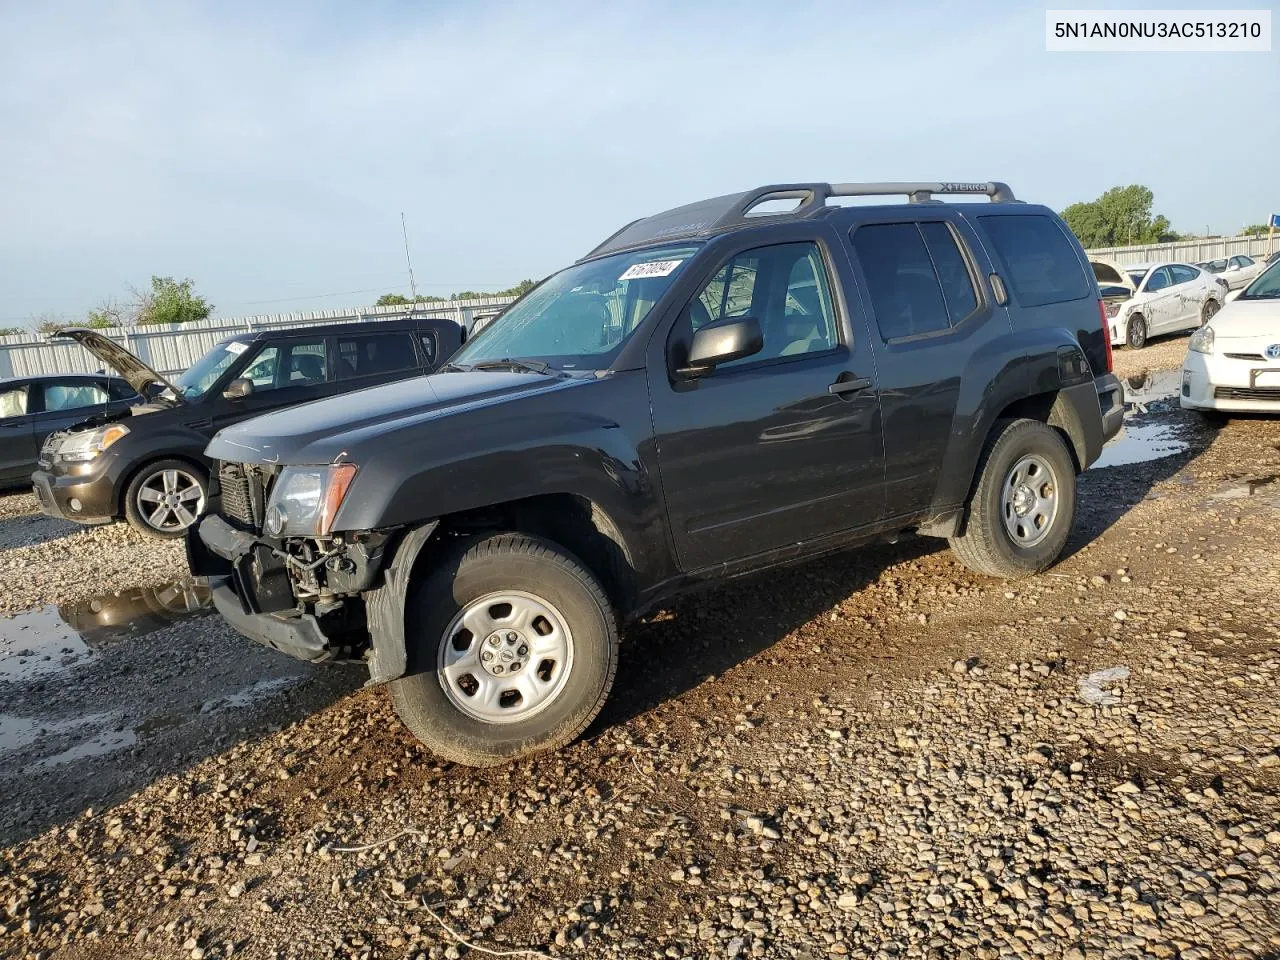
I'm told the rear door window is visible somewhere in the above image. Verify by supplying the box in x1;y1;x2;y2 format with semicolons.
977;214;1090;307
850;223;950;339
1169;265;1198;285
336;332;419;380
919;222;979;323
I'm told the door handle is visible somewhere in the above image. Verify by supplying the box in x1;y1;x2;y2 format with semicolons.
828;374;873;396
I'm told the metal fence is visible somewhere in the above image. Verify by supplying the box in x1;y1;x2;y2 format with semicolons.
1085;234;1275;266
0;297;516;380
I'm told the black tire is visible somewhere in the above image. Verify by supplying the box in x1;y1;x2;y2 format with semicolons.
122;459;208;539
1200;298;1220;325
389;533;619;767
948;419;1077;579
1126;314;1147;349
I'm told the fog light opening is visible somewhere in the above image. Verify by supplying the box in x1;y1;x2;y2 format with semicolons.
69;498;82;512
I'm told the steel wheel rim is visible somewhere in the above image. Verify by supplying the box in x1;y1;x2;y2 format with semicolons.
137;468;205;532
1203;300;1218;323
437;590;574;725
1002;454;1059;548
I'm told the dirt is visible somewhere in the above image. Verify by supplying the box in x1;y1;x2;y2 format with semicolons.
1;351;1279;959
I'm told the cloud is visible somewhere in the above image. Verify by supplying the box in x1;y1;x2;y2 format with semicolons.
0;0;1272;321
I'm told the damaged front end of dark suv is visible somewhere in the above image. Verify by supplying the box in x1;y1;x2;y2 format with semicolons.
188;458;426;679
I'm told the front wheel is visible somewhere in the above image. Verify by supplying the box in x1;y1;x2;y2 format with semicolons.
949;419;1077;579
1201;298;1220;325
389;533;619;766
1126;314;1148;349
123;460;208;539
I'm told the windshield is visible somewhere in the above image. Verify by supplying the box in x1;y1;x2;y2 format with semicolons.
1238;260;1280;300
451;245;700;371
173;339;248;399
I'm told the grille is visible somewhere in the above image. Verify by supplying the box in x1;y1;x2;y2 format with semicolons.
1214;386;1280;401
1223;352;1265;361
218;461;259;530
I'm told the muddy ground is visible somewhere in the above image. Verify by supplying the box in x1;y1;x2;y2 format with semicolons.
2;336;1278;959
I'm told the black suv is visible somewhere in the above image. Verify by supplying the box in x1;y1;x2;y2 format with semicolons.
34;317;461;537
189;181;1123;765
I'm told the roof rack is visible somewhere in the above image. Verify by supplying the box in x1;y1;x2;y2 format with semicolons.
584;181;1017;260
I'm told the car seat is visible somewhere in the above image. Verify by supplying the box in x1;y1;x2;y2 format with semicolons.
290;353;325;383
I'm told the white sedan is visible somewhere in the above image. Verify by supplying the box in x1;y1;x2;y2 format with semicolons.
1092;259;1224;349
1197;254;1267;290
1181;259;1280;414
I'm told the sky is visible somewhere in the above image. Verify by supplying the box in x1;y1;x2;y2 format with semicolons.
1;0;1276;325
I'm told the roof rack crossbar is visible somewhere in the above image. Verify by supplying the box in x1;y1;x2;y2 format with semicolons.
827;181;1017;203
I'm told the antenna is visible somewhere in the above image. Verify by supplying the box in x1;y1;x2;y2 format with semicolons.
401;212;419;301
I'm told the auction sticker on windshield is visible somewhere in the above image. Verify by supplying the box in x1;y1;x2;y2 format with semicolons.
225;341;248;355
619;259;684;280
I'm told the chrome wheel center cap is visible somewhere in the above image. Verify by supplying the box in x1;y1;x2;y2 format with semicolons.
1012;484;1035;517
479;630;530;676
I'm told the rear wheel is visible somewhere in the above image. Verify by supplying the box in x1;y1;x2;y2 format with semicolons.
389;533;618;766
1126;315;1148;349
123;460;207;539
949;419;1077;579
1200;298;1220;325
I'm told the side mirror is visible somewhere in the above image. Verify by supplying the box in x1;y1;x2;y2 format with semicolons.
676;317;764;378
223;378;253;400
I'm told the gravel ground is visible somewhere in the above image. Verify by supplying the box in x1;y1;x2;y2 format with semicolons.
1110;332;1190;382
2;360;1279;960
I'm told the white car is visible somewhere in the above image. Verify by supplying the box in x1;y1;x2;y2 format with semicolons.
1181;259;1280;414
1197;254;1266;290
1092;259;1224;349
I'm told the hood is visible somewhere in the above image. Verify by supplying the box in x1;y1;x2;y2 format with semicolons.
51;328;185;402
1208;298;1280;340
206;370;587;464
1090;258;1137;295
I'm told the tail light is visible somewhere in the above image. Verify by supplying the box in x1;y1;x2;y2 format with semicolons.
1105;302;1122;318
1097;299;1113;373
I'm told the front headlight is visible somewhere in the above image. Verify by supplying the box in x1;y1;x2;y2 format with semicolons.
1188;326;1215;355
57;423;130;463
263;463;358;538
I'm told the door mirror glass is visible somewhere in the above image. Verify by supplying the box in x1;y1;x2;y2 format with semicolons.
223;378;253;400
678;317;763;377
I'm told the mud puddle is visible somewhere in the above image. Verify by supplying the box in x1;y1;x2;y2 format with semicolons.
1091;370;1191;469
0;579;211;682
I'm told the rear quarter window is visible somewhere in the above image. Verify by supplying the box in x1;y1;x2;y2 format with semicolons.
978;214;1090;307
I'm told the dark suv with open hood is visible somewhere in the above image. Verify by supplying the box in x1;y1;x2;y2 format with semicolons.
33;318;462;537
189;180;1123;766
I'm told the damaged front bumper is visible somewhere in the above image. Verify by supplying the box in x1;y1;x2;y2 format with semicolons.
188;514;435;683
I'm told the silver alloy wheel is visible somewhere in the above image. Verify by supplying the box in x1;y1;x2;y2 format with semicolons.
1002;454;1059;548
136;468;205;532
437;590;574;724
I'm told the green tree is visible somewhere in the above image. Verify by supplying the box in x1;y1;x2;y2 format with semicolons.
0;326;23;336
450;280;537;301
85;297;127;329
30;312;66;336
1242;223;1272;237
1060;185;1178;248
376;292;447;305
134;276;213;326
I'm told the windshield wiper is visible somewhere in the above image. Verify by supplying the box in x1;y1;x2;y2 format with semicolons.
439;361;471;373
470;358;560;376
